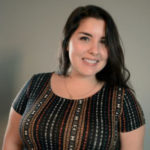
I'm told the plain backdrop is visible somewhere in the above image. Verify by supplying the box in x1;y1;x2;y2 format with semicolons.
0;0;150;149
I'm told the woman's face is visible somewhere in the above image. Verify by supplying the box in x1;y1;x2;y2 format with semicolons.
67;17;108;78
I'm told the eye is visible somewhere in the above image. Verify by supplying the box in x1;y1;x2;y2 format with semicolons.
80;36;90;42
100;38;107;45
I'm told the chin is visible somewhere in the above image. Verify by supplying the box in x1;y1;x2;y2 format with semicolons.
78;70;98;77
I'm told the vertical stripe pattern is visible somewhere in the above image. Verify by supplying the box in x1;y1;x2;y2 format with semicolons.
12;72;145;150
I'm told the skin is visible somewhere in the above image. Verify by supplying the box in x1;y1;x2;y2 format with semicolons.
67;17;108;80
62;17;108;99
120;125;145;150
2;108;23;150
2;17;145;149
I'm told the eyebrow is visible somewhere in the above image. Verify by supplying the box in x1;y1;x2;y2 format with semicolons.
78;32;93;37
78;32;106;39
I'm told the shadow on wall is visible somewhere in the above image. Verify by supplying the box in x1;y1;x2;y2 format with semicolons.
0;50;22;147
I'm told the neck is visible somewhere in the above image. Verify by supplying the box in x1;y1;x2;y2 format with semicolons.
65;71;98;87
62;71;103;100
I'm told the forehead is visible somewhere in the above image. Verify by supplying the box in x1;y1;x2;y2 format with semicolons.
75;17;106;35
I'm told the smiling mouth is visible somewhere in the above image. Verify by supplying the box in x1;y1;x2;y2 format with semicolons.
82;58;99;64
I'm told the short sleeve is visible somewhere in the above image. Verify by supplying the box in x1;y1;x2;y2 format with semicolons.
119;88;145;132
12;75;34;115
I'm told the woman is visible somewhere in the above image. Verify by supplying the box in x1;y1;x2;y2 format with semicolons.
3;5;145;150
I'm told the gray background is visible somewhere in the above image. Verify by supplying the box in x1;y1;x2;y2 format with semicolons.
0;0;149;149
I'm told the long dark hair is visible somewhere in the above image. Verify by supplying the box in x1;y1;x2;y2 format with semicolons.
58;5;130;88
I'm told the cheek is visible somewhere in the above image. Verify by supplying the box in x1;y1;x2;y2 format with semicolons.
68;43;79;61
101;48;109;60
69;42;83;56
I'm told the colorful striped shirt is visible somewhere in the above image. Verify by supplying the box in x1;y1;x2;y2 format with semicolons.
12;72;145;150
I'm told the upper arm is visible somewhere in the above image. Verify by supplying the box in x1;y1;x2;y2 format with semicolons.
120;125;145;150
2;107;23;150
119;88;146;150
2;75;36;150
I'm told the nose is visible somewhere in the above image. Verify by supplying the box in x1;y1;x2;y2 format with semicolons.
88;42;99;56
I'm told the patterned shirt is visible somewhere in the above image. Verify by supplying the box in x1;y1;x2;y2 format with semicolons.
12;72;145;150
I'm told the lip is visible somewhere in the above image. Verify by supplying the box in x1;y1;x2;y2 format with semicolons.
82;58;99;66
82;58;99;62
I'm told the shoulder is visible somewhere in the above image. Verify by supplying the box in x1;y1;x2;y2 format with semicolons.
29;72;53;92
110;86;139;106
30;72;53;85
105;85;145;131
12;72;53;115
104;84;126;98
106;85;134;99
118;87;145;132
32;72;52;79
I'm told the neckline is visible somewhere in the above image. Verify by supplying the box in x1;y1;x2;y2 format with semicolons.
48;72;106;101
